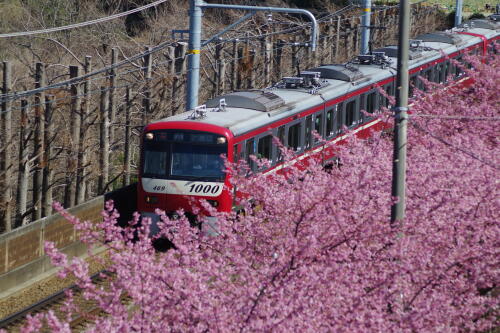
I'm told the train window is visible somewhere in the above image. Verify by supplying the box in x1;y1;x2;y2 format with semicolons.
233;144;239;162
455;56;464;77
257;135;273;161
314;113;324;143
326;108;334;137
345;100;356;127
288;122;302;151
305;115;313;150
367;91;377;113
336;102;344;134
441;60;452;83
381;85;392;108
245;138;255;169
143;151;168;177
276;125;285;162
425;68;433;82
409;75;417;97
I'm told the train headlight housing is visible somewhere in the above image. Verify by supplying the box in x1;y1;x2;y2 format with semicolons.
207;200;219;207
145;195;158;204
145;132;154;140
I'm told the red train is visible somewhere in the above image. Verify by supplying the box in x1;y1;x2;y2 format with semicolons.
138;19;499;229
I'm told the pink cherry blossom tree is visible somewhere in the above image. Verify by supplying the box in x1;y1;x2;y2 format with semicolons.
18;53;499;332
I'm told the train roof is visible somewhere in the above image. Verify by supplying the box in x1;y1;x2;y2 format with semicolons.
150;19;499;138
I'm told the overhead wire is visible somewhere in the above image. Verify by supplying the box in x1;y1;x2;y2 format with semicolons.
0;0;171;38
0;3;434;113
410;121;499;171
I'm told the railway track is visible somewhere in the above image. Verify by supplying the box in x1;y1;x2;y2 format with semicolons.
0;271;111;332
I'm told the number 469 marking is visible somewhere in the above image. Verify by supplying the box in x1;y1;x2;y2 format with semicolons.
153;185;166;191
188;184;220;194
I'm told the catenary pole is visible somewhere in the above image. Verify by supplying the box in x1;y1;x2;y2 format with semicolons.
390;0;410;224
455;0;463;26
361;0;372;55
186;0;318;111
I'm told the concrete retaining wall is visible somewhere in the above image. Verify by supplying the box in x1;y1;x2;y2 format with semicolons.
0;196;104;295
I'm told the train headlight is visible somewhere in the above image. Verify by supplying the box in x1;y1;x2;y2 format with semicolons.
145;132;154;140
207;200;219;207
216;137;226;144
145;195;158;204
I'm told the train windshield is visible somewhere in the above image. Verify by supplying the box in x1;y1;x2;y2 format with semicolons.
142;130;227;181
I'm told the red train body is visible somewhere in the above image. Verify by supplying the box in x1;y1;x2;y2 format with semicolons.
137;19;499;227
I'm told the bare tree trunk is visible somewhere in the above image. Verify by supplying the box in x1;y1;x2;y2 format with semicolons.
142;47;152;125
64;65;81;208
32;62;45;221
292;38;299;76
98;87;110;194
1;61;13;232
172;42;187;114
231;40;238;92
109;48;118;146
215;43;225;96
16;99;30;228
275;39;285;80
42;96;54;216
335;16;341;61
76;56;92;204
123;87;132;187
262;37;272;87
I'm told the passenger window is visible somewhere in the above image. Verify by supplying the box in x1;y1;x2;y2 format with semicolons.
276;126;285;162
314;113;323;143
233;144;239;162
257;135;272;161
367;91;377;113
305;115;313;150
380;85;392;108
326;109;334;137
455;56;464;77
288;122;301;151
345;100;356;127
336;102;344;133
245;138;254;168
409;76;417;97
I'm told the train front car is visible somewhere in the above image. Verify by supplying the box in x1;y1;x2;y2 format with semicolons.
137;121;233;232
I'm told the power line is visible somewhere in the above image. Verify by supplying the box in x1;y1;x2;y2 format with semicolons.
0;0;170;38
410;122;499;171
411;114;500;121
0;3;441;107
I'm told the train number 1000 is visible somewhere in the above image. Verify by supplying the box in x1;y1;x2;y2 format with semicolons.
188;183;220;194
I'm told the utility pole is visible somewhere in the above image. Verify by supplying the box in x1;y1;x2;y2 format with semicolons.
391;0;410;224
186;0;318;111
361;0;372;55
455;0;463;26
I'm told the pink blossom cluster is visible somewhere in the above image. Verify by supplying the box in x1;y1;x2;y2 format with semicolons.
15;53;499;332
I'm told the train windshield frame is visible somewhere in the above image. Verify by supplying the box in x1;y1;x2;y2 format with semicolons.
142;130;227;181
